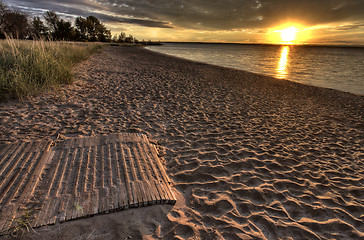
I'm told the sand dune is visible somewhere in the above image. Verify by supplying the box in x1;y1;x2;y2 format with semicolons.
0;46;363;239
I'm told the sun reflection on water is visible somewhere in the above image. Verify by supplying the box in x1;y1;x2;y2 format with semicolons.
276;46;290;79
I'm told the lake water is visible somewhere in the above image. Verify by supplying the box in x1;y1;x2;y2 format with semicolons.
146;43;364;96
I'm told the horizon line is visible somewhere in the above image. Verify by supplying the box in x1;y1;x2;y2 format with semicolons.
159;41;364;48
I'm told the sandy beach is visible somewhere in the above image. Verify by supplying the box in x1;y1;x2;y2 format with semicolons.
0;46;363;239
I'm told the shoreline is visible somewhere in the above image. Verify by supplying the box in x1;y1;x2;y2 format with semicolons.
145;44;364;96
0;46;363;239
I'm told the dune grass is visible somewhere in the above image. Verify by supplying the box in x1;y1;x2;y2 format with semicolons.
0;38;102;100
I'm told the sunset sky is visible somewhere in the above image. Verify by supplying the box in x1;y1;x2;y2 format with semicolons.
4;0;364;45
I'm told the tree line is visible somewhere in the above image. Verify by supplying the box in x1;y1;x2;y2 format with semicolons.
0;1;139;43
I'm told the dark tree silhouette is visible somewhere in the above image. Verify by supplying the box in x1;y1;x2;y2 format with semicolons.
0;1;6;23
43;11;76;41
0;1;9;38
0;2;29;38
96;23;111;42
55;19;75;41
44;11;59;39
117;32;126;43
125;34;134;43
30;16;48;39
0;1;137;43
75;16;88;40
75;16;111;42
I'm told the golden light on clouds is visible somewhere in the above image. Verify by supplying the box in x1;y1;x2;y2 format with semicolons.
106;23;261;43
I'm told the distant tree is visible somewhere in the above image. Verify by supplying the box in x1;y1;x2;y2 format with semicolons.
44;11;76;40
0;1;6;23
85;16;99;41
117;32;126;43
86;16;110;41
125;34;134;43
44;10;59;38
96;23;111;42
0;1;115;42
55;19;75;40
111;34;117;42
0;1;8;38
0;8;29;38
30;16;48;39
75;16;88;40
75;16;110;42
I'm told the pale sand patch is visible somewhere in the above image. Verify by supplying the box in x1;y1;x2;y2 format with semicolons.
0;46;363;239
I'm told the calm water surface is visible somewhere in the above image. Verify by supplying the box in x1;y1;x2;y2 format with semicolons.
146;43;364;96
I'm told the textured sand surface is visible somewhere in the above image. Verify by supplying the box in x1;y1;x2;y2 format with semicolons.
0;46;363;239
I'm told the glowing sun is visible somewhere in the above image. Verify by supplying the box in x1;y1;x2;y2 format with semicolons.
269;24;311;44
280;26;297;43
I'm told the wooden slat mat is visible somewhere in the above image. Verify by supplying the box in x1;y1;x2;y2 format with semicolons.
0;133;176;234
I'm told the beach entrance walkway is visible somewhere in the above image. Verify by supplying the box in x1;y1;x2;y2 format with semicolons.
0;133;176;234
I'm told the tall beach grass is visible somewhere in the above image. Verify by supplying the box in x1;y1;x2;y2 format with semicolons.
0;38;102;100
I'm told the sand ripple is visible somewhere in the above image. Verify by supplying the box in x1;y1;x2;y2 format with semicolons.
0;46;363;239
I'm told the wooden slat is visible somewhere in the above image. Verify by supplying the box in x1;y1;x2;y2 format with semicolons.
33;197;52;228
74;147;85;196
65;196;74;221
44;148;65;197
16;143;53;207
0;142;20;167
0;142;34;205
88;136;99;147
148;143;173;186
131;146;147;205
87;146;97;192
99;145;104;189
105;143;112;189
111;186;117;210
119;143;134;207
126;146;141;207
132;144;153;205
137;142;159;204
58;195;70;223
65;147;79;195
0;142;26;177
73;195;82;220
146;143;177;202
0;143;12;157
90;190;97;215
145;180;158;204
129;181;139;207
47;198;60;225
85;191;92;217
114;142;122;187
118;183;127;209
83;147;91;193
152;180;164;203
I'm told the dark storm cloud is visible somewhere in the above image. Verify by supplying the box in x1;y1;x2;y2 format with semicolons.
4;0;172;28
257;0;364;26
4;0;364;30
